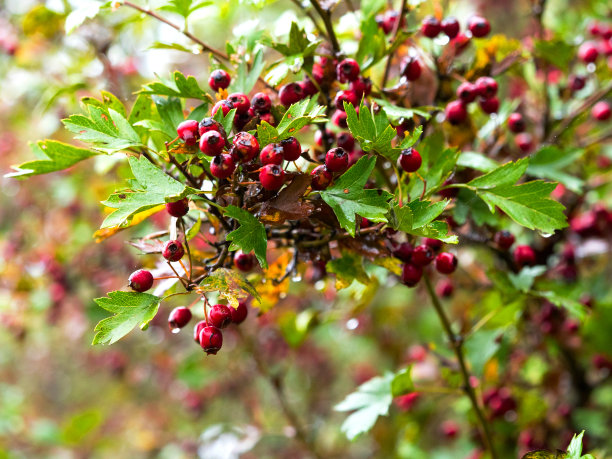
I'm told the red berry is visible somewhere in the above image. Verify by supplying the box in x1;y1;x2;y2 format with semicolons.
210;153;236;179
162;240;185;262
280;136;302;161
332;110;348;128
435;252;458;274
578;41;599;63
436;279;454;297
468;15;490;38
494;230;515;250
399;147;422;173
260;143;285;165
279;82;304;106
412;245;434;266
401;56;422;81
588;21;601;37
198;117;225;137
325;147;349;173
199;326;223;355
234;250;255;272
508;113;526;133
350;77;372;97
233;111;251;133
208;69;230;91
401;263;423;287
514;245;536;268
592;101;611;121
479;96;499;114
251;92;272;113
227;93;250;114
421;15;441;38
441;17;460;39
334;90;359;111
169;306;192;331
393;242;413;262
209;304;232;329
176;120;199;146
456;82;477;103
515;132;534;152
315;129;336;147
376;10;399;34
211;100;233;117
445;100;468;125
311;165;333;190
259;112;276;126
424;237;443;252
336;58;360;83
569;75;586;91
193;320;206;343
232;131;259;162
475;77;498;99
128;269;154;292
230;301;248;324
199;130;226;156
259;164;286;190
337;132;355;151
165;198;189;218
441;420;459;439
300;78;318;97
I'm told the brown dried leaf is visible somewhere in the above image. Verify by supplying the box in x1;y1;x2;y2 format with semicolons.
258;174;314;225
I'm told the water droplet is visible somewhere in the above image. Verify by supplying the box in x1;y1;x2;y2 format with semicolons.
292;274;302;282
171;327;180;334
346;318;359;330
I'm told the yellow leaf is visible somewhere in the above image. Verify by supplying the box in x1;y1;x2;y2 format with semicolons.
256;251;292;312
93;204;165;242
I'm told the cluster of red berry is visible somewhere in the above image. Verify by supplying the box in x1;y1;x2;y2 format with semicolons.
420;14;490;40
446;76;499;125
392;237;458;287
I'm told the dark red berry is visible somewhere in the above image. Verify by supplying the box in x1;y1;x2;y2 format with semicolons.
468;15;490;38
393;242;413;262
441;17;460;39
376;10;399;34
475;77;498;99
411;245;434;266
230;301;248;324
259;112;276;126
251;92;272;113
199;130;226;156
210;153;236;179
211;100;233;117
128;269;154;292
456;82;477;103
198;117;225;137
166;198;189;218
332;110;348;128
227;93;250;114
232;111;251;132
399;147;422;173
209;304;232;329
177;120;199;146
592;101;611;121
336;58;360;83
314;129;336;147
441;420;459;439
578;41;599;63
199;326;223;355
334;90;359;111
421;15;441;38
350;77;372;98
234;250;255;272
280;136;302;161
479;96;499;114
401;263;423;287
424;238;443;252
279;82;304;106
569;75;586;91
300;78;318;97
494;230;515;250
193;320;206;343
588;21;602;37
445;100;468;125
163;240;185;262
169;306;192;331
208;69;230;91
508;113;526;133
435;252;457;274
436;279;454;297
325;147;349;173
259;164;286;190
311;165;333;190
401;56;422;81
232;131;259;162
514;245;536;268
515;132;534;152
260;143;285;165
337;132;355;151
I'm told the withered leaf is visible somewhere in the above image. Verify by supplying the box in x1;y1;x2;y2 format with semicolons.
258;174;314;225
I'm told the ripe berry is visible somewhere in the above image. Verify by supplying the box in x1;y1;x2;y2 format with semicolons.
232;111;251;131
211;100;233;117
176;120;199;146
435;252;458;274
569;75;586;91
128;269;154;292
230;301;248;324
251;92;272;113
592;101;611;121
376;10;399;34
468;15;490;38
311;165;333;190
479;96;499;114
198;117;225;137
199;326;223;355
232;131;259;162
166;198;189;218
588;21;602;37
441;17;460;39
508;113;526;133
445;100;467;125
199;130;226;156
393;242;413;262
279;82;304;106
209;304;232;329
280;136;302;161
401;263;423;287
421;15;441;38
334;90;359;111
332;110;348;128
424;237;443;252
315;129;336;147
336;58;360;83
300;78;318;97
441;420;459;439
208;69;230;91
350;76;372;97
412;245;434;266
169;306;192;331
475;77;498;99
401;56;422;81
456;82;477;103
325;147;349;173
578;42;599;63
163;240;185;262
514;245;536;268
259;164;286;190
436;279;454;297
399;147;422;173
259;112;276;126
515;132;534;153
494;230;515;250
210;153;236;179
260;143;285;165
337;132;355;151
227;93;250;114
193;320;206;343
234;250;255;272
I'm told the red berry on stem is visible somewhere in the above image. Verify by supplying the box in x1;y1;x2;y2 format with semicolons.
209;304;232;329
227;93;250;114
279;82;304;106
401;56;422;81
515;132;534;152
260;143;285;165
456;82;477;103
166;198;189;218
332;110;348;128
334;90;359;111
508;113;526;133
315;129;336;147
163;240;185;262
479;96;499;114
259;164;286;190
569;75;586;91
494;230;515;250
578;41;599;63
300;79;318;97
435;252;458;274
199;326;223;355
592;101;611;121
336;132;355;151
424;237;443;252
350;76;372;97
234;250;255;272
393;242;413;262
259;112;276;126
230;301;248;324
311;165;333;190
445;100;467;125
421;15;441;38
128;269;154;292
325;147;349;173
475;77;498;99
280;136;302;161
251;92;272;113
412;245;434;266
514;245;536;268
199;130;226;156
169;306;192;331
399;147;422;173
441;17;460;39
402;263;423;287
176;120;199;146
198;117;225;137
436;279;454;297
193;320;206;343
211;100;233;117
336;58;360;83
208;69;230;91
210;153;236;179
232;131;259;162
468;15;490;38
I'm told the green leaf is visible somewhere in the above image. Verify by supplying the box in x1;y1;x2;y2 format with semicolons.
478;98;520;140
256;121;280;147
391;368;414;397
521;451;564;459
344;101;400;161
508;265;548;292
6;140;99;178
198;268;261;308
454;189;499;226
65;0;108;34
234;48;265;95
320;156;392;237
373;98;434;121
457;151;499;172
468;158;529;189
158;0;212;18
408;200;449;228
534;291;588;321
407;132;458;197
335;373;394;441
464;329;502;378
101;155;198;228
326;252;370;289
92;291;161;345
387;202;457;243
139;71;213;101
527;146;584;193
356;15;387;69
213;106;236;136
257;98;325;147
223;205;268;269
566;431;585;459
534;38;574;69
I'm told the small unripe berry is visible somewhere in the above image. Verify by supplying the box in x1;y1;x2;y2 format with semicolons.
515;132;534;153
393;242;413;262
468;15;490;38
166;198;189;218
350;76;372;98
311;165;333;190
280;136;302;161
227;93;250;114
337;132;355;151
479;96;499;114
334;90;359;111
210;153;236;179
421;15;441;38
592;101;611;121
494;230;515;250
199;326;223;355
445;100;468;125
234;250;255;272
435;252;458;274
208;69;230;91
279;82;304;106
259;164;286;190
128;269;154;292
401;56;422;81
199;130;226;156
412;245;434;266
401;263;423;287
232;131;259;162
332;110;348;128
251;92;272;113
578;41;599;63
230;301;248;324
475;77;498;99
336;58;360;83
399;147;422;173
514;245;536;268
163;240;185;262
260;143;285;165
169;306;192;331
176;120;199;146
193;320;206;343
325;147;349;173
441;17;460;39
456;82;478;103
211;100;233;117
209;304;232;329
314;129;336;147
508;113;526;133
198;117;225;137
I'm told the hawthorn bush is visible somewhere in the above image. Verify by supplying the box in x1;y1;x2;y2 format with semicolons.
3;0;612;457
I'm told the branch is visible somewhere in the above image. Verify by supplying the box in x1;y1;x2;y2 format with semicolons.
309;0;340;55
381;0;408;89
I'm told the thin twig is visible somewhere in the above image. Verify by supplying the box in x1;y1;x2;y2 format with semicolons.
381;0;408;89
309;0;340;55
289;0;329;40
